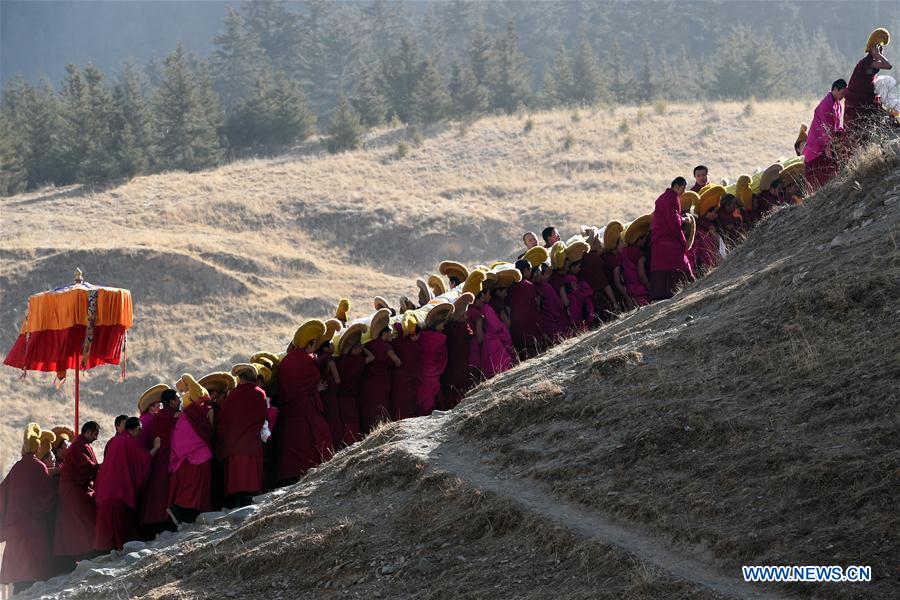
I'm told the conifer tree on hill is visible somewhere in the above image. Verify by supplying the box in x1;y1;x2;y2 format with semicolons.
111;63;155;178
326;95;363;154
353;66;388;128
212;7;270;111
380;34;425;124
412;57;450;125
154;44;223;172
489;19;532;114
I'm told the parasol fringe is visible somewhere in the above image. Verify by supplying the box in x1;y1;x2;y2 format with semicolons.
120;333;128;382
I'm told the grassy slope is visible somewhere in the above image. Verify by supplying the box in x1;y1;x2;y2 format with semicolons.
0;100;809;470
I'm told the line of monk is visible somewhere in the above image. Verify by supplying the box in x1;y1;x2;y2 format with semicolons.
1;27;895;596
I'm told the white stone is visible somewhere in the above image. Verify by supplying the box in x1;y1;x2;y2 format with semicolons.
122;540;147;553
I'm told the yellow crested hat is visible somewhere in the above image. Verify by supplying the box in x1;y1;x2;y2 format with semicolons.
679;191;700;213
682;213;696;251
252;356;274;369
795;124;808;147
736;175;753;210
491;264;522;288
139;383;173;414
424;301;453;329
603;221;624;250
427;274;446;297
760;163;783;191
401;311;419;337
399;296;417;312
317;318;342;350
37;430;56;460
461;270;486;296
565;240;590;263
198;372;237;393
452;292;475;320
522;246;549;269
780;162;805;185
22;423;41;455
866;28;890;52
254;364;272;385
293;319;327;349
249;351;280;368
439;261;470;284
178;374;209;408
416;278;433;306
336;322;366;355
696;185;726;216
335;298;350;323
231;363;259;380
373;296;390;311
367;308;391;342
623;214;653;246
550;241;567;270
51;426;75;449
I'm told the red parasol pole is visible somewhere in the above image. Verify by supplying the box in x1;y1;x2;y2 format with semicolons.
75;357;80;433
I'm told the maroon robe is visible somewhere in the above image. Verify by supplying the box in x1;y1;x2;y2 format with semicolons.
844;54;881;133
390;328;421;421
507;279;542;354
274;350;333;482
318;354;344;448
140;406;177;526
217;382;267;494
440;320;472;410
53;434;98;557
336;353;366;445
0;455;55;584
94;432;150;551
359;339;394;433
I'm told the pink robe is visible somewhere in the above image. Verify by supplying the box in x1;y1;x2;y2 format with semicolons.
390;329;421;420
694;219;722;272
480;304;514;378
564;274;593;331
417;329;447;415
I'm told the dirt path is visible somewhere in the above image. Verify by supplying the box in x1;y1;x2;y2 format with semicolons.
400;413;791;600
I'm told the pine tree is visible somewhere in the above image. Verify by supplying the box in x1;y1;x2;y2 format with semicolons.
326;95;363;153
18;79;66;188
154;44;223;172
450;63;489;118
412;57;450;125
212;8;270;110
77;64;118;184
362;0;412;55
468;24;493;86
380;34;425;123
241;0;301;74
489;20;531;113
571;37;602;105
353;67;388;127
58;64;90;184
0;112;27;195
543;44;576;106
638;42;657;102
111;63;154;177
606;37;633;104
711;26;782;99
270;74;316;146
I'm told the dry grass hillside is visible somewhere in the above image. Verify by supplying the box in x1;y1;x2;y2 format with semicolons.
0;100;809;470
17;133;898;600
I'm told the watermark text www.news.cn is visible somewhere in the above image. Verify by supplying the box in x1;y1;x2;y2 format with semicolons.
742;565;872;583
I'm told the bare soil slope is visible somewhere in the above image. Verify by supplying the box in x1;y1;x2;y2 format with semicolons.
17;130;899;600
0;100;809;469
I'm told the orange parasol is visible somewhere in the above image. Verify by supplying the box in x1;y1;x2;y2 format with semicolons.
3;269;133;431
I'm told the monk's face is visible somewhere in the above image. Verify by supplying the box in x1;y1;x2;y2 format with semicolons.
83;429;100;443
703;207;718;222
54;441;69;462
350;344;363;355
127;427;141;438
149;402;162;415
694;170;708;187
523;233;538;249
41;453;55;469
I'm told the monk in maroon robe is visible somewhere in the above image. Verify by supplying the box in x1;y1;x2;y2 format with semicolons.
440;311;473;410
140;390;179;533
844;37;893;140
274;337;333;485
217;366;267;505
1;427;57;593
390;322;421;421
53;422;99;565
359;327;400;433
317;346;344;447
579;250;618;322
336;344;372;446
94;418;153;551
507;261;542;359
